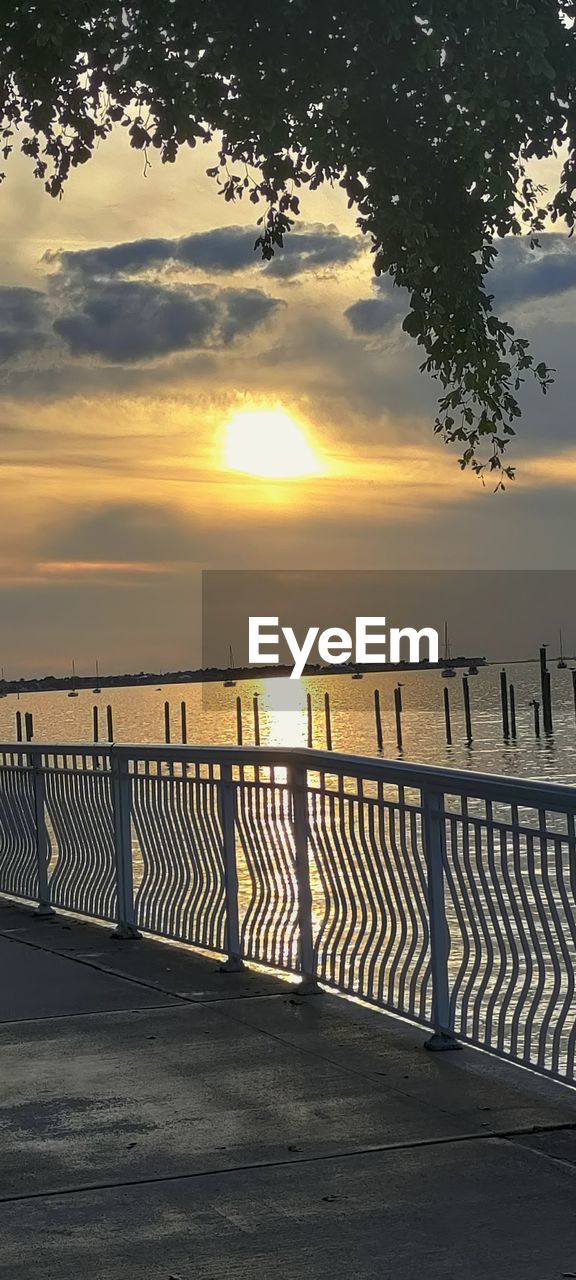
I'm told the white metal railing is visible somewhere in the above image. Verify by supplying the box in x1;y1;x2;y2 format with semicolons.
1;741;576;1086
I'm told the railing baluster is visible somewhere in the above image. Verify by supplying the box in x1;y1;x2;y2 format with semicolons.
219;763;244;971
31;749;54;917
111;750;140;939
4;739;576;1086
290;764;317;991
422;787;459;1050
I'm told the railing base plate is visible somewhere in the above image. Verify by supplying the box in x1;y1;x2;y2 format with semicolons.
219;957;246;973
424;1031;462;1052
34;903;55;918
110;924;142;941
299;976;320;995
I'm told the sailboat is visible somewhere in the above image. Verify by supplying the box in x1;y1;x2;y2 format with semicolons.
93;659;102;693
441;623;457;678
224;645;237;688
558;629;567;669
68;659;79;697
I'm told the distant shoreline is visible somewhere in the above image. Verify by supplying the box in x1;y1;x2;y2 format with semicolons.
4;654;572;698
1;655;490;695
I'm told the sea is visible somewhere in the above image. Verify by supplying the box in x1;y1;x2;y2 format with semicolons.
1;660;575;785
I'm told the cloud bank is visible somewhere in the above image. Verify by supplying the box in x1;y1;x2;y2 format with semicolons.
49;223;364;281
53;280;283;363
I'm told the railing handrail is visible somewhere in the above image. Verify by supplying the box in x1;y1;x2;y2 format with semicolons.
1;740;576;813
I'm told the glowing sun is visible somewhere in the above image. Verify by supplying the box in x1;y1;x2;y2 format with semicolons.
223;408;323;479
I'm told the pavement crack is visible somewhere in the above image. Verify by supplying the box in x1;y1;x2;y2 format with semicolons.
1;1126;576;1210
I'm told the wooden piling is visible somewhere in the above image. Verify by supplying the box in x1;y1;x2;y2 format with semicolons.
92;705;101;769
180;701;187;744
106;704;114;742
509;683;517;738
374;688;383;752
394;685;403;752
306;692;313;749
545;669;553;734
24;711;33;742
236;695;243;746
572;669;576;723
443;686;452;745
531;699;540;738
253;694;260;746
462;676;472;743
539;645;553;734
500;669;510;738
163;700;171;744
324;691;332;751
15;710;22;742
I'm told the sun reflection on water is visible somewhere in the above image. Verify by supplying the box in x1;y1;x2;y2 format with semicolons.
255;677;308;748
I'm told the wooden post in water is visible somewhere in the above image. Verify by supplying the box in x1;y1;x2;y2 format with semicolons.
163;700;171;744
500;669;510;739
545;669;552;734
531;699;541;738
306;693;313;749
236;695;243;746
539;645;553;734
24;711;33;741
374;688;383;752
180;701;187;743
92;705;100;769
572;669;576;723
509;684;517;738
15;710;22;742
443;687;452;745
462;676;472;743
106;704;114;742
253;694;260;746
324;691;332;751
394;685;403;752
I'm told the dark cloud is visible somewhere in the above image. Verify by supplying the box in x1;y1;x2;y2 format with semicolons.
52;279;283;362
345;294;405;335
262;227;363;278
345;235;576;341
491;235;576;306
43;501;200;565
0;286;48;364
50;223;363;281
0;329;46;362
0;286;47;327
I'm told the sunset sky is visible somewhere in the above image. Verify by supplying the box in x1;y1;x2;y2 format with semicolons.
2;135;576;677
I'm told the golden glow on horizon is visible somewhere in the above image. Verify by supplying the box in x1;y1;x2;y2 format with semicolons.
223;408;323;479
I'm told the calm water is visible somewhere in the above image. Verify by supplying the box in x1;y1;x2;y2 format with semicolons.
2;662;576;786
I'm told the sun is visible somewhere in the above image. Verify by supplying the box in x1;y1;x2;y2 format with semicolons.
223;407;323;479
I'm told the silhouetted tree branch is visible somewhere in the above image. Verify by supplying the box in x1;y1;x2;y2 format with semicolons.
2;1;575;483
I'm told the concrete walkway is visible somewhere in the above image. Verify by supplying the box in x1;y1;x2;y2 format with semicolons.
2;899;576;1279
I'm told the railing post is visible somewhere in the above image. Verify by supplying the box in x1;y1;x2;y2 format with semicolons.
219;763;244;971
110;749;141;939
31;749;54;917
290;765;318;992
422;787;460;1051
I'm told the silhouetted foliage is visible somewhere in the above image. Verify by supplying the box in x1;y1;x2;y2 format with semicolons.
1;2;575;483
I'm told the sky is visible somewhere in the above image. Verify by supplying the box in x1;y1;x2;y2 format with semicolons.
1;133;576;677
